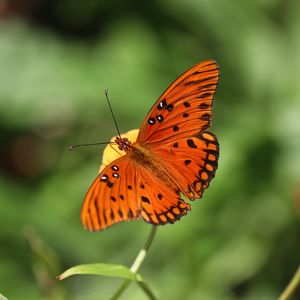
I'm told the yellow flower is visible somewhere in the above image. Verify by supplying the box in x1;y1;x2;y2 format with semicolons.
99;129;139;173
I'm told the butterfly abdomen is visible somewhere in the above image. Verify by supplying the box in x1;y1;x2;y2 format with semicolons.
129;143;179;194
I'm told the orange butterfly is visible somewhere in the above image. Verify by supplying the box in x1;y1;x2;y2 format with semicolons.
81;59;220;231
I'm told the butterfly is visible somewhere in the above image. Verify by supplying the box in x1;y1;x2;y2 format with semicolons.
81;59;220;231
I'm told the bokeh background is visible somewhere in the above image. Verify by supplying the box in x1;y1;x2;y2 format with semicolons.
0;1;299;299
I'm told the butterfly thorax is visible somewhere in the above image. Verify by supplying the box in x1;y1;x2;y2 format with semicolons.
115;136;133;151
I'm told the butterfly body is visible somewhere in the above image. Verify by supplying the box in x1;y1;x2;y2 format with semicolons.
132;142;180;193
81;59;220;231
115;137;180;193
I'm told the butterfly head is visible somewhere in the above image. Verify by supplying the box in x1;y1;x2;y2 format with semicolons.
115;136;133;151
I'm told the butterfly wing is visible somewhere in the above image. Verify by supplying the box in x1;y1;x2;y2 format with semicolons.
150;131;219;200
136;164;191;225
137;59;220;201
81;156;142;231
137;59;219;144
81;154;191;230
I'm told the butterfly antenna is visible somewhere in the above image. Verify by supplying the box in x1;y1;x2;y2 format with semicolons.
105;89;121;138
109;143;123;157
69;141;115;151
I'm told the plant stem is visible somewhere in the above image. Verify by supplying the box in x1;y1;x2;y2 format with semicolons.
278;266;300;300
110;226;157;300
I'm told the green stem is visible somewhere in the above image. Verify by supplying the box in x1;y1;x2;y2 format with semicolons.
137;281;157;300
110;226;157;300
278;266;300;300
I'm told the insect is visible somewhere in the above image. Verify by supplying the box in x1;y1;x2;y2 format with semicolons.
81;59;220;231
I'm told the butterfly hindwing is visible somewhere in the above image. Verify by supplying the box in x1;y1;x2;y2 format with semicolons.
81;156;141;231
150;131;219;200
137;60;219;144
136;165;191;225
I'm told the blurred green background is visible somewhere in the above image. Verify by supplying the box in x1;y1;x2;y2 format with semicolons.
0;1;299;299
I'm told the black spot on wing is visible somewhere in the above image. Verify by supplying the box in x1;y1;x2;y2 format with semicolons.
157;115;164;122
128;209;134;218
166;104;174;111
187;139;197;148
184;159;192;165
110;210;115;221
184;76;218;87
199;92;212;98
100;175;108;182
198;103;210;109
141;196;150;204
157;99;167;110
200;113;211;121
148;117;155;125
107;180;114;188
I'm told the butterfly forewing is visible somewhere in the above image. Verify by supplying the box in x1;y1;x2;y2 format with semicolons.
137;60;219;144
81;156;141;231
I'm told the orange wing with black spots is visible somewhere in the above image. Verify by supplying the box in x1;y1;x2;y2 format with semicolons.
137;60;219;145
136;165;191;225
151;132;219;201
81;155;191;231
81;156;141;231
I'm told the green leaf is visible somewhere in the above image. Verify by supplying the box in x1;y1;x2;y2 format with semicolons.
0;293;8;300
57;263;142;282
